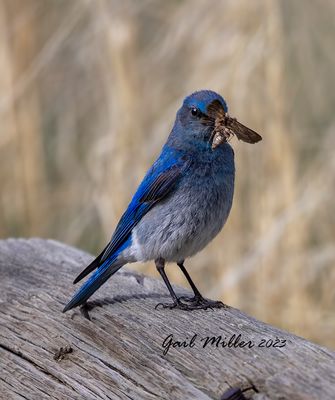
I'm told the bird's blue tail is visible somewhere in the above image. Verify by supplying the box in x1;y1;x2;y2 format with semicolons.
63;257;124;312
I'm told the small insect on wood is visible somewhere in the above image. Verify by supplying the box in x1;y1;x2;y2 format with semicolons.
206;100;262;149
53;345;73;361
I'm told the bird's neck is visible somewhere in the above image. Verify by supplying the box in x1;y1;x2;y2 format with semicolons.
164;137;234;171
166;124;211;153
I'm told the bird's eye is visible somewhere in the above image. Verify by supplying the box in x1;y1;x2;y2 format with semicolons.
191;107;201;117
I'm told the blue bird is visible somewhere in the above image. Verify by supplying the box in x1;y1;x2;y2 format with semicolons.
63;90;261;313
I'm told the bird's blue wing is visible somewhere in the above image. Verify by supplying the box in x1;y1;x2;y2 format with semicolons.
100;162;182;262
73;147;187;284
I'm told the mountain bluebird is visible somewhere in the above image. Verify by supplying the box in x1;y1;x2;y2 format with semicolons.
63;90;261;313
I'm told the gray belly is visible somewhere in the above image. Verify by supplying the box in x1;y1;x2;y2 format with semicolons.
125;173;234;262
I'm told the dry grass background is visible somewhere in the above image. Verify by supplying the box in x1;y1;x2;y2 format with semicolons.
0;0;334;348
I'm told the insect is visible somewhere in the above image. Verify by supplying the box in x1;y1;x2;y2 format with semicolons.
53;345;73;361
206;100;262;149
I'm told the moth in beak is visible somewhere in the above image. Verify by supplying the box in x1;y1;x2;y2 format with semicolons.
206;100;262;149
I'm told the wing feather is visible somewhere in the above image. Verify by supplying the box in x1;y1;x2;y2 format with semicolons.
72;158;185;284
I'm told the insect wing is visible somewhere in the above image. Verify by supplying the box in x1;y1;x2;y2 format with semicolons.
230;119;262;144
206;99;226;119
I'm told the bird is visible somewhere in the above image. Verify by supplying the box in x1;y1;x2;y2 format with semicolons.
63;89;262;313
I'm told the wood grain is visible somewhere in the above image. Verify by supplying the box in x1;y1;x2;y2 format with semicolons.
0;239;334;400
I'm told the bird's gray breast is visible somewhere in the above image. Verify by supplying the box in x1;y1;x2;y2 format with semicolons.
126;145;235;262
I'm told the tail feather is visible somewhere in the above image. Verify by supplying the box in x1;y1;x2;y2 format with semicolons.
73;246;107;284
64;237;131;312
63;259;123;312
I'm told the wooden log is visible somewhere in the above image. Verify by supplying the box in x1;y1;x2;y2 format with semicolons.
0;238;334;400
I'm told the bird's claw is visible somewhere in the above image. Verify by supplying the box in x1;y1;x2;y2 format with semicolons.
155;301;182;310
180;295;227;309
155;297;227;311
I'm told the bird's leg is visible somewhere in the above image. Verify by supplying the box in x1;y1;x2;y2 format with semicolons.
155;257;184;309
177;261;227;310
155;258;226;311
177;261;203;301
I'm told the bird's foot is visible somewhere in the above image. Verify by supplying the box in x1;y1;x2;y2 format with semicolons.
180;295;227;310
155;296;227;311
155;301;183;310
179;294;200;303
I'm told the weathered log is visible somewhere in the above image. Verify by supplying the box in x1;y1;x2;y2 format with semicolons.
0;238;334;399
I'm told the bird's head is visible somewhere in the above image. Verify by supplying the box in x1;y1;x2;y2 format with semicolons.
182;90;228;117
168;90;228;150
175;90;227;146
168;90;261;151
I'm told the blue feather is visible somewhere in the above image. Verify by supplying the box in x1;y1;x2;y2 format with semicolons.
63;238;131;312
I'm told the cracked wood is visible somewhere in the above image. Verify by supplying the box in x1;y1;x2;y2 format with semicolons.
0;239;334;400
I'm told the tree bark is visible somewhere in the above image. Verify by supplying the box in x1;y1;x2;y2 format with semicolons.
0;239;334;400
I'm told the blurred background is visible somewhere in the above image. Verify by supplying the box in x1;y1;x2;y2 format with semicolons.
0;0;334;348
